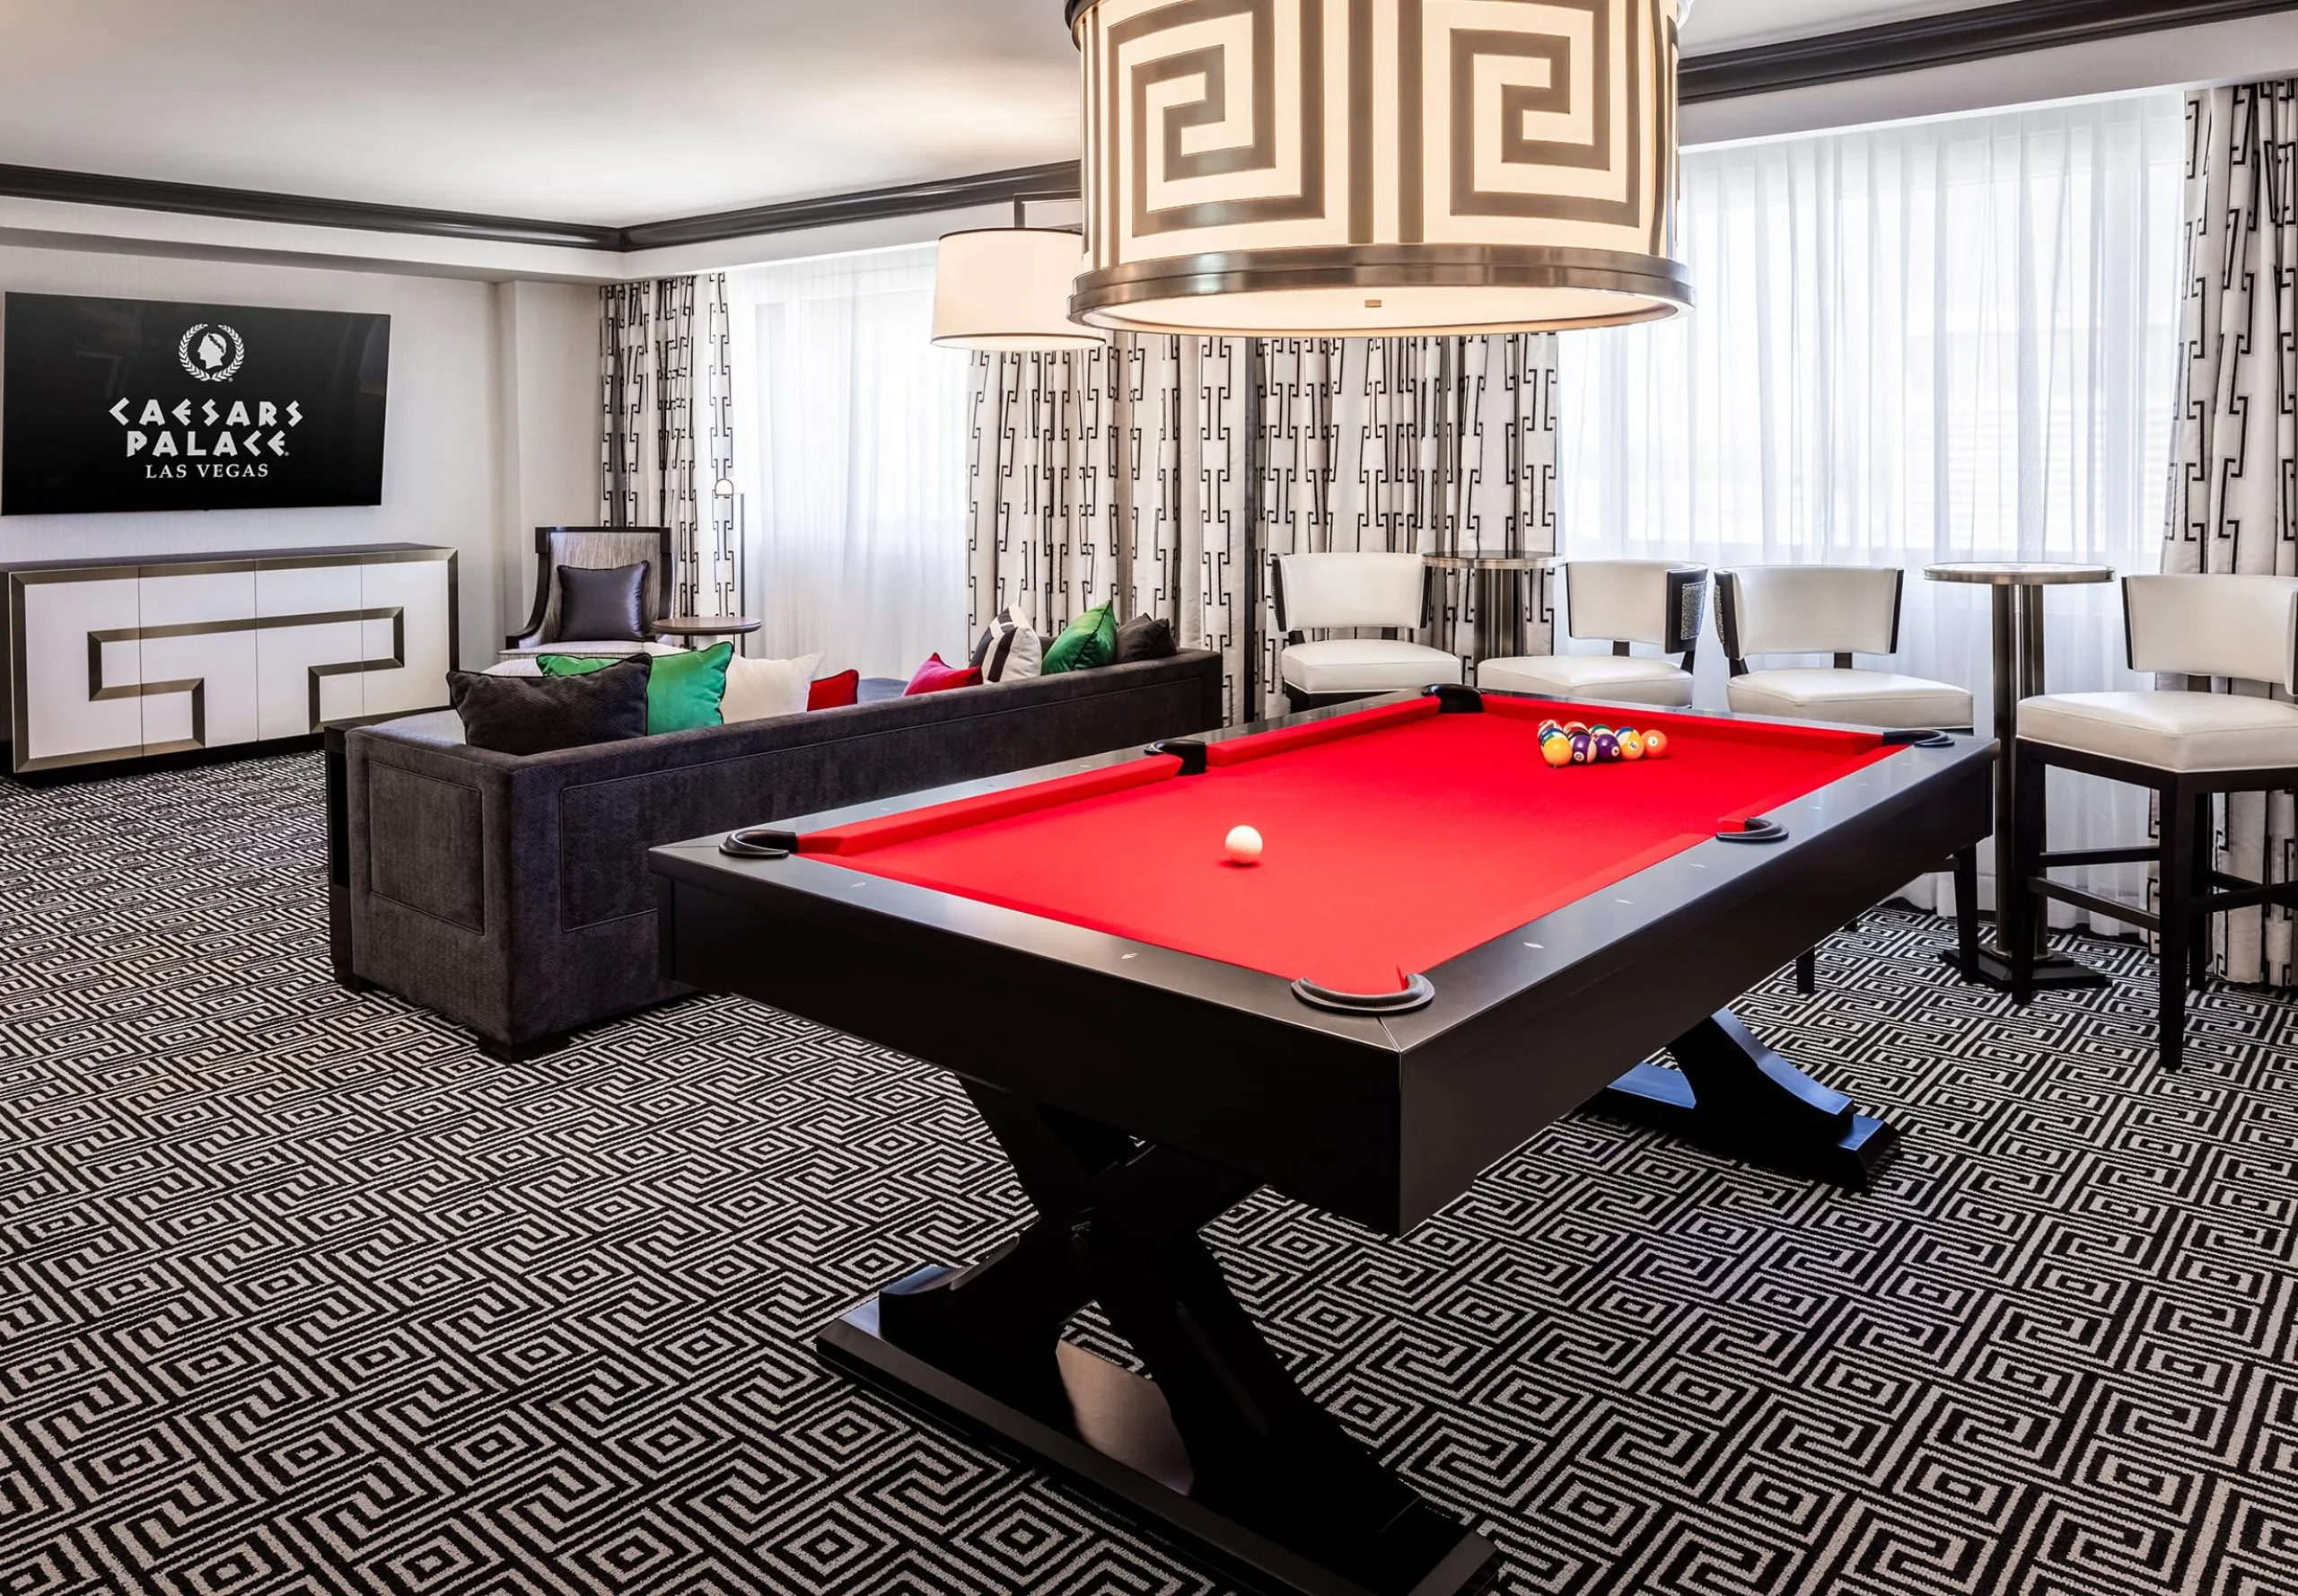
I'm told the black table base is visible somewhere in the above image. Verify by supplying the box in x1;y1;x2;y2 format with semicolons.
820;1009;1901;1596
822;1083;1496;1596
1944;945;2109;993
1592;1008;1901;1188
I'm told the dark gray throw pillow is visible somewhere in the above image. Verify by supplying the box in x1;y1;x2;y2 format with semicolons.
449;656;652;755
1113;612;1178;663
557;562;649;643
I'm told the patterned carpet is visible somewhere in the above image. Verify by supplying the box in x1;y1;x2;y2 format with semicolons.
3;752;2295;1596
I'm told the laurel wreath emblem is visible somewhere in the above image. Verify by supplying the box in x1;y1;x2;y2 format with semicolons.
178;323;247;383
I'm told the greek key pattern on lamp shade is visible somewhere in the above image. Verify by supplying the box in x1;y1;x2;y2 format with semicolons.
1067;0;1691;336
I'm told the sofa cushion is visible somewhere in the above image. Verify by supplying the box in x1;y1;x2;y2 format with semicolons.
1115;613;1179;663
556;563;649;643
1044;603;1118;674
906;653;983;696
545;642;732;732
724;652;822;723
971;609;1043;682
809;670;861;710
449;656;652;754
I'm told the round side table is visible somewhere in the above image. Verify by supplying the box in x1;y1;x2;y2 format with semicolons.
1924;562;2114;990
657;616;763;651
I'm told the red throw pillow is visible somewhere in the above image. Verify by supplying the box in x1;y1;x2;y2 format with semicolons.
807;669;860;710
904;653;982;697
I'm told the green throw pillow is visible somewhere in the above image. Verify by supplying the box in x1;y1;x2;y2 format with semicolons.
541;643;730;734
1041;602;1118;675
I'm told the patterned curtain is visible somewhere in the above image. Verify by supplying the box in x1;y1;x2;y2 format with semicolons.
967;334;1556;723
967;337;1254;717
2163;81;2297;988
1259;338;1557;717
600;275;738;617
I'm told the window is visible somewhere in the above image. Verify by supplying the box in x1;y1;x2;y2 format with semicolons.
728;245;973;680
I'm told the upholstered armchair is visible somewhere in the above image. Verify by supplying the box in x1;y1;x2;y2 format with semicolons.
1717;566;1974;732
1479;560;1706;707
506;526;676;652
1271;552;1464;713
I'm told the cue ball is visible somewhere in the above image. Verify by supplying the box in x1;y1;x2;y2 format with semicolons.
1225;825;1264;864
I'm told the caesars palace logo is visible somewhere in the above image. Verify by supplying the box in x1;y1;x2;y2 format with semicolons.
108;321;303;480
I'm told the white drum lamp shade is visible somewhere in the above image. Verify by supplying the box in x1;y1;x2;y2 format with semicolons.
933;227;1108;351
1066;0;1694;337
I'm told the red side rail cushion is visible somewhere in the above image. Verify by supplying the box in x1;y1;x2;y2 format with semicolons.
1206;696;1441;767
803;756;1184;856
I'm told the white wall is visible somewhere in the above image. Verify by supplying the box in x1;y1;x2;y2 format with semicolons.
493;279;601;637
0;245;599;670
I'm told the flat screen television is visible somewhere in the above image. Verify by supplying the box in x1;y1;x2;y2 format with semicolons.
1;293;390;516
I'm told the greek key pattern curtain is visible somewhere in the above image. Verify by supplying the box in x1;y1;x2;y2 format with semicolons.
1258;338;1557;715
2165;80;2298;987
966;337;1254;716
967;335;1557;723
601;275;738;617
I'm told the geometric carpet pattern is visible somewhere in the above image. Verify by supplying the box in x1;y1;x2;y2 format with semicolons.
3;752;2296;1596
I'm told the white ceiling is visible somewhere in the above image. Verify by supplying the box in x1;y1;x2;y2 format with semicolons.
0;1;2031;228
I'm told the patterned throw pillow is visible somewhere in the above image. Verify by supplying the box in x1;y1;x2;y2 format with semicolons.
1041;602;1118;675
969;608;1043;683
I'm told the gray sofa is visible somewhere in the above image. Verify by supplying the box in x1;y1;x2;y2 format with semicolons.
329;650;1224;1056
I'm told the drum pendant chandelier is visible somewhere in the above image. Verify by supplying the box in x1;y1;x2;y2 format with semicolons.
1063;0;1695;338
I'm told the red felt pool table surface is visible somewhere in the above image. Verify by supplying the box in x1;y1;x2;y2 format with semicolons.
798;697;1903;995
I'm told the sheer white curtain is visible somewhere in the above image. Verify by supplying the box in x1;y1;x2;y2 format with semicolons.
730;246;972;679
1559;91;2188;922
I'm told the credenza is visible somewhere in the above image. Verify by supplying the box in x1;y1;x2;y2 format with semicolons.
5;543;456;776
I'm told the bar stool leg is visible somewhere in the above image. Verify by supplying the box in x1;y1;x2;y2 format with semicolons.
2008;742;2047;1007
2188;793;2215;993
2157;784;2194;1073
1794;947;1818;996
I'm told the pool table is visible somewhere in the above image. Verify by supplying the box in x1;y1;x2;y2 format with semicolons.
650;686;1993;1596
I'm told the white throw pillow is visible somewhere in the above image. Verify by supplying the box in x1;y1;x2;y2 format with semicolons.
970;608;1042;683
722;652;823;723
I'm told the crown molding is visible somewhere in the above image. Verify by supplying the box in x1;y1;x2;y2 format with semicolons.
0;0;2273;259
0;162;622;250
1680;0;2290;102
618;162;1081;250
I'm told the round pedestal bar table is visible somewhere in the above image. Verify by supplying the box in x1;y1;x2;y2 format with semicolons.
1419;555;1552;669
1924;562;2116;991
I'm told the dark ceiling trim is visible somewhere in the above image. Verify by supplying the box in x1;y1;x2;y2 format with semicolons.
1680;0;2290;102
0;0;2275;255
618;161;1082;251
0;162;622;250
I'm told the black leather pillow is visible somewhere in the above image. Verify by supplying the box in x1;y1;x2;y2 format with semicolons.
449;656;652;755
556;563;649;643
1113;612;1178;663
